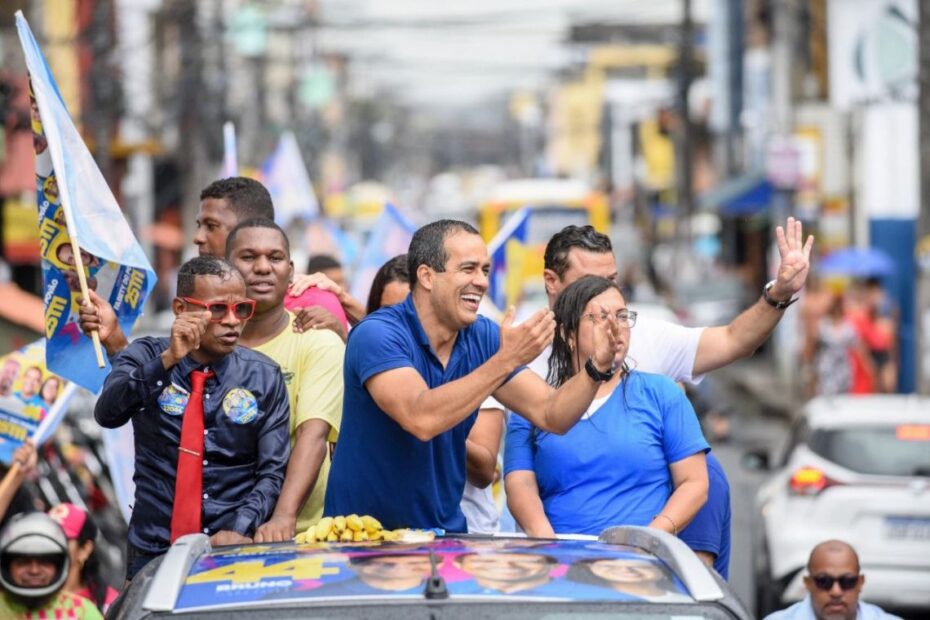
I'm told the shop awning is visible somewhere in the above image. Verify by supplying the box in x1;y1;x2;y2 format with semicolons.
699;173;773;217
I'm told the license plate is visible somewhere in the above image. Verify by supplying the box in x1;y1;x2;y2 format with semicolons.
884;517;930;541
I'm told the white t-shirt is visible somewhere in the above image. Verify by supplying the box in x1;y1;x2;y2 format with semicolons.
461;396;505;534
527;315;705;385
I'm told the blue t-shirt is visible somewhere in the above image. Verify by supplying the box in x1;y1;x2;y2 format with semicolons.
325;295;518;532
679;453;731;579
504;371;709;535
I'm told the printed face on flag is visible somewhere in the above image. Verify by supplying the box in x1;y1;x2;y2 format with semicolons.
33;114;108;327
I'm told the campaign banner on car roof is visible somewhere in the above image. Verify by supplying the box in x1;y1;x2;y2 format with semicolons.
16;12;157;394
0;339;78;464
172;538;691;612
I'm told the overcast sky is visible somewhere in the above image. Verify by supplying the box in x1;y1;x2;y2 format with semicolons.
317;0;710;107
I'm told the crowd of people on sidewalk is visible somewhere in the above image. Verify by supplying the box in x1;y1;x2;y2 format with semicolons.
799;275;899;397
0;175;900;618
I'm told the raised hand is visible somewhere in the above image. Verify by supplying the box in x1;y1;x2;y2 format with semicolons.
770;217;815;301
78;289;127;355
161;311;210;369
11;440;38;477
590;304;620;373
498;306;555;369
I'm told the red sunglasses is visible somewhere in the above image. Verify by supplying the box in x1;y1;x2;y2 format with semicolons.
180;297;256;322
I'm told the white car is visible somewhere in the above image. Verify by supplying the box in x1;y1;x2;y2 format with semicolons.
752;395;930;617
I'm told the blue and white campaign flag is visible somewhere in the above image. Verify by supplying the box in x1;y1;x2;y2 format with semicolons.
487;207;531;311
17;12;156;394
221;121;239;178
350;204;416;302
261;131;320;225
0;340;78;464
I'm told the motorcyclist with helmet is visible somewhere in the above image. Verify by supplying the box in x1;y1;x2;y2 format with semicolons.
0;512;102;619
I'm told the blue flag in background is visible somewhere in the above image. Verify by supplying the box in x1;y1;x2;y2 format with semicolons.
262;131;320;225
221;121;239;178
350;204;416;302
487;207;531;311
17;12;156;393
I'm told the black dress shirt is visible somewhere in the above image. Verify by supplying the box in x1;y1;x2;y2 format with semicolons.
95;337;290;554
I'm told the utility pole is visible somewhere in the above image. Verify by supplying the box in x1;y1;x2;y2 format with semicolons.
675;0;694;262
174;0;205;242
917;1;930;395
88;0;117;188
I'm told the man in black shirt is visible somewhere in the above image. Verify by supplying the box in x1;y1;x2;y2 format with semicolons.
95;256;290;578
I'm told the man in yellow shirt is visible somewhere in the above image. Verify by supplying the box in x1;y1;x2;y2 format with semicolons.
227;218;344;541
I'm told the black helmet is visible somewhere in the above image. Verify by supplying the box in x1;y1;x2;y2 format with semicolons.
0;512;69;607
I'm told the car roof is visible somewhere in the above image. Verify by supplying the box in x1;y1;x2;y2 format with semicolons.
174;538;684;612
134;527;744;617
804;395;930;429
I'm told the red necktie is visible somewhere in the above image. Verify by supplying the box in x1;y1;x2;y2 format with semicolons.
170;369;214;542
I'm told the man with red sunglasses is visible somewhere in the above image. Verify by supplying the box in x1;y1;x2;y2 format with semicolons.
95;255;290;579
764;540;901;620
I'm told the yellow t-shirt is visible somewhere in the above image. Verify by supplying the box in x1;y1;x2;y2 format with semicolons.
254;312;345;530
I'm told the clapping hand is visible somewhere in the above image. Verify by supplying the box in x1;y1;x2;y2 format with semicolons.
498;306;555;370
589;304;620;374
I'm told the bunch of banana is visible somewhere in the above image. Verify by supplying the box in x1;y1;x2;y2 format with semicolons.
296;514;392;543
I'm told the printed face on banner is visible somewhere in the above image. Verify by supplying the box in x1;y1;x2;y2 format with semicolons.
172;539;691;612
0;340;72;464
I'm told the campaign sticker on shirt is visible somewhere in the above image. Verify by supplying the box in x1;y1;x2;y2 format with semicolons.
222;388;258;425
158;384;189;417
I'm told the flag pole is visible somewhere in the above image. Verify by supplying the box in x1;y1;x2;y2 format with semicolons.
69;236;106;368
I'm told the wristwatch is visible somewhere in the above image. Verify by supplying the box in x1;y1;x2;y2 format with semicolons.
763;280;798;310
585;357;614;383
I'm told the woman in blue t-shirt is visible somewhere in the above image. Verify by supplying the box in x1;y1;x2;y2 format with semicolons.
504;275;709;537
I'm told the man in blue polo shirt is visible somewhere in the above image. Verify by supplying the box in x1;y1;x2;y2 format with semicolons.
325;220;621;532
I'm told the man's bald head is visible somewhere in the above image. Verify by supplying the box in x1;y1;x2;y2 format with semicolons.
804;540;864;620
807;540;860;573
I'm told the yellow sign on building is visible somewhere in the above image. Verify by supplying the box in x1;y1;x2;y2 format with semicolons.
546;72;604;178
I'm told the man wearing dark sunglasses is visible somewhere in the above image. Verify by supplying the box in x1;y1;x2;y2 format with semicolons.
94;256;291;579
764;540;901;620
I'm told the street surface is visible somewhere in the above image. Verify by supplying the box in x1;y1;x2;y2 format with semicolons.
708;362;791;611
